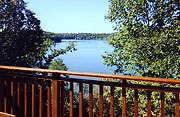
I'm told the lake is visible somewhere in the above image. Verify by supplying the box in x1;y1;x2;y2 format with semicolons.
54;39;113;74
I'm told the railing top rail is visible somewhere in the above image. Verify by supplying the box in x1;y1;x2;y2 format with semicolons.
0;65;179;84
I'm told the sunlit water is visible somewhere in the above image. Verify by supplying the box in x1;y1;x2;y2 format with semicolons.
54;39;113;74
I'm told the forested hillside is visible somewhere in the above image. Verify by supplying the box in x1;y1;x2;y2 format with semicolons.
44;31;112;42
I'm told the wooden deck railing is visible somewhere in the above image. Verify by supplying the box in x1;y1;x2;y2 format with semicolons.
0;65;179;117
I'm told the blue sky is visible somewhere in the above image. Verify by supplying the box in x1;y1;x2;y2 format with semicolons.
25;0;114;33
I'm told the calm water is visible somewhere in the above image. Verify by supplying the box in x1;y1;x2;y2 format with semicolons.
54;39;113;73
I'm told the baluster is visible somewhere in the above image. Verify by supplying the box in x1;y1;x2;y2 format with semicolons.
122;88;126;117
122;80;126;117
0;80;3;112
70;82;74;117
10;81;15;114
17;80;22;116
89;84;93;117
134;89;138;117
6;80;11;113
175;93;179;117
79;83;83;117
39;80;43;117
60;81;65;117
160;92;165;117
4;80;7;113
110;86;114;117
31;80;35;117
147;91;152;117
99;85;103;117
12;79;18;116
24;83;27;117
47;80;51;117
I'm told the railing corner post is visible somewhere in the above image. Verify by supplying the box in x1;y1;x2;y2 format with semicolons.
52;73;60;117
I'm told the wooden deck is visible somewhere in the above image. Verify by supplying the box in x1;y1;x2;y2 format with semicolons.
0;65;179;117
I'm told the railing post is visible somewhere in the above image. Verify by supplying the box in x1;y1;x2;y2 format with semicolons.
52;73;60;117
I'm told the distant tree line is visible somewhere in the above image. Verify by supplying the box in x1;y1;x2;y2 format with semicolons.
44;31;112;42
73;33;110;40
44;31;62;42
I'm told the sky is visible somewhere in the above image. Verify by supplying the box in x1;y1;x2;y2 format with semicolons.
25;0;115;33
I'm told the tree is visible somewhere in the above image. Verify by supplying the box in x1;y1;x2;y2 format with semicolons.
0;0;45;67
0;0;76;69
101;0;180;116
103;0;180;78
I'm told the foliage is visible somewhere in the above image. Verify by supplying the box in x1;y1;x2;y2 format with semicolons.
0;0;45;67
57;82;88;117
49;58;67;70
91;80;179;116
101;0;180;116
104;32;116;40
0;0;76;70
44;31;62;42
37;40;76;69
103;0;180;78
